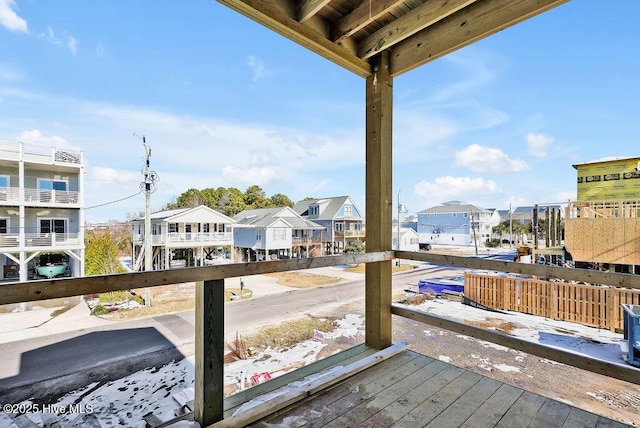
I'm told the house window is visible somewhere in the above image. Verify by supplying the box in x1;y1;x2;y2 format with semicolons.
344;206;352;216
0;218;7;233
40;218;67;234
169;223;178;233
335;222;343;232
203;224;210;233
272;228;286;240
452;213;457;217
39;179;67;191
152;224;161;235
256;230;262;240
464;213;468;217
0;175;8;188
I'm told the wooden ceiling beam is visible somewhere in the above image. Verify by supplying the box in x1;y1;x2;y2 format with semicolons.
359;0;479;59
389;0;569;77
298;0;332;23
334;0;407;41
218;0;372;77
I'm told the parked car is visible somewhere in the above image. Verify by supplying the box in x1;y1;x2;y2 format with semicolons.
419;243;432;251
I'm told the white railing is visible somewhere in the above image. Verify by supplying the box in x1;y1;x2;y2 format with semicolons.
0;187;21;203
0;233;20;248
24;232;81;247
167;232;232;243
23;188;80;205
133;232;233;245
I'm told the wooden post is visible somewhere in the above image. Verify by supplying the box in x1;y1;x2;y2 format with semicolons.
195;279;225;425
365;51;393;350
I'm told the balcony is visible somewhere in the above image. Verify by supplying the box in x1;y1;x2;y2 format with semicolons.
1;251;638;426
23;188;79;205
133;231;233;245
0;233;80;249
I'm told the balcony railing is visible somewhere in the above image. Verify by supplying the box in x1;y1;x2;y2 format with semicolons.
25;232;81;247
23;189;79;205
0;187;21;203
0;232;80;247
1;251;639;426
133;232;233;245
342;229;365;237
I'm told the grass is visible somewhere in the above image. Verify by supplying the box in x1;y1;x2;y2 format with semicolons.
267;271;343;288
244;315;337;349
97;283;253;321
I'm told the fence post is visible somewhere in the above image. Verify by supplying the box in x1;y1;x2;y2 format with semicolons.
550;282;558;320
501;276;509;310
194;279;225;425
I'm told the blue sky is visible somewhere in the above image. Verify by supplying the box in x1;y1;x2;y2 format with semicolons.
1;1;639;223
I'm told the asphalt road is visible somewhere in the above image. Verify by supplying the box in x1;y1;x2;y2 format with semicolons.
0;263;464;403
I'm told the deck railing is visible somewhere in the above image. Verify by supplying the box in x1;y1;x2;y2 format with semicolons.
1;250;639;426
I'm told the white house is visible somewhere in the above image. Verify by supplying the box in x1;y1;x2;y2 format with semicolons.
0;141;85;281
393;227;419;252
131;205;234;270
233;207;324;261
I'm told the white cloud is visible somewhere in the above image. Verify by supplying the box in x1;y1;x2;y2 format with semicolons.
526;133;554;158
414;176;501;207
18;129;76;150
247;55;272;84
0;0;27;33
68;36;78;55
41;26;78;54
455;144;528;173
222;165;280;185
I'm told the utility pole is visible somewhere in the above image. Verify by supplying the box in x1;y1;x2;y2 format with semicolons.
141;136;158;306
396;190;407;265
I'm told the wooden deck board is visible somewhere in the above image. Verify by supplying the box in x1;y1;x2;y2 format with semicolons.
245;350;631;428
458;383;523;427
562;406;600;428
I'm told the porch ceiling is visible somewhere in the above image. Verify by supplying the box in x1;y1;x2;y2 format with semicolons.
216;0;569;78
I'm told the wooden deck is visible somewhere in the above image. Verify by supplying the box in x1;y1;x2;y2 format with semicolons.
248;350;630;428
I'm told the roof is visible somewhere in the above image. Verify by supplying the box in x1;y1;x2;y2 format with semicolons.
234;207;324;230
132;205;234;223
512;205;561;215
572;156;640;169
216;1;568;78
293;196;363;220
417;201;489;215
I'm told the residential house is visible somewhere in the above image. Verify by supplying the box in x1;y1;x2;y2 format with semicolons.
417;201;497;247
131;205;234;270
233;207;324;262
392;227;419;252
293;196;365;254
0;141;84;281
565;156;640;273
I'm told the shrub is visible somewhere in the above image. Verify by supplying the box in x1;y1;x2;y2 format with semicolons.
485;238;500;248
91;304;108;316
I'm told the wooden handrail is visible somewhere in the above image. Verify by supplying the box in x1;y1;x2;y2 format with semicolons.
0;252;394;305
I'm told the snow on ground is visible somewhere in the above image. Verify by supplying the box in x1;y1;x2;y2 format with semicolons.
408;297;628;365
9;299;633;427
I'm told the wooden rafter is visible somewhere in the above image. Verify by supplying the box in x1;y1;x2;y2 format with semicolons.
358;0;479;59
217;0;569;78
334;0;406;41
298;0;332;23
390;0;569;76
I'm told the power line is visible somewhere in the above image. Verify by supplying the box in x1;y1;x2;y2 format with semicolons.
84;190;143;210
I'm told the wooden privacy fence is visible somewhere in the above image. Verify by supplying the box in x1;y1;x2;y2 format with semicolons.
464;272;640;332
